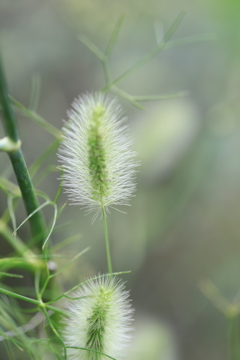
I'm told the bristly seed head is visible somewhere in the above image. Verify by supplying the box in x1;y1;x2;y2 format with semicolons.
62;276;134;360
58;92;138;217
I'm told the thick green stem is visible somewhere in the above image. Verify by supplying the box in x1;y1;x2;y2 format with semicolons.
0;57;18;142
227;314;240;360
8;149;45;244
0;55;45;246
102;208;113;275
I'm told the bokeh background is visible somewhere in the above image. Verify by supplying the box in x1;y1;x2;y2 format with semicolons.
1;0;240;359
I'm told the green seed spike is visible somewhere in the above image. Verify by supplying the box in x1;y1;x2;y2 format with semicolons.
63;277;134;360
88;105;109;203
58;93;138;215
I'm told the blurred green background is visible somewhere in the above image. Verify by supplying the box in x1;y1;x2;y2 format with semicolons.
1;0;240;359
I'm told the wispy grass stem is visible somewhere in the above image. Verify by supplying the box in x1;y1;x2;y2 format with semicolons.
102;208;113;275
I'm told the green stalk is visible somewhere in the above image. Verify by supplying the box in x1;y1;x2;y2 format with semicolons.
102;208;113;275
0;55;45;246
227;313;240;360
0;257;44;273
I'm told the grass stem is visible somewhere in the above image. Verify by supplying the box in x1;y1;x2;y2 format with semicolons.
0;55;46;246
102;208;113;275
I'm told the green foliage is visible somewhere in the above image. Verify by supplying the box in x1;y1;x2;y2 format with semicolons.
0;11;216;360
78;12;213;110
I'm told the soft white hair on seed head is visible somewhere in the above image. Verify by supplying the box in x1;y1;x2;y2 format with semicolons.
62;276;134;360
58;92;138;219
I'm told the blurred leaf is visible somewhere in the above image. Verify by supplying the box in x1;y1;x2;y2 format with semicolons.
0;272;23;279
29;74;41;112
105;14;125;57
50;234;82;253
50;247;90;278
102;11;185;91
199;279;230;315
129;316;177;360
0;177;21;197
7;196;17;231
10;97;61;139
78;34;107;62
30;139;60;178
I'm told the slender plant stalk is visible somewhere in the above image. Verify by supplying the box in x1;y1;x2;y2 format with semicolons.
227;313;240;360
0;55;46;246
102;208;113;275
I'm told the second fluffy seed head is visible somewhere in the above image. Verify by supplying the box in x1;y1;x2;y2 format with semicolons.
58;93;138;215
62;277;134;360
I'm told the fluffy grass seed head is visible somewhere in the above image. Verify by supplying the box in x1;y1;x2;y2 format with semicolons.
62;276;134;360
58;93;138;216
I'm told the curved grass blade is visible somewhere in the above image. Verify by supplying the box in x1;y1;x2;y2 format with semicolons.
13;201;50;237
42;203;58;250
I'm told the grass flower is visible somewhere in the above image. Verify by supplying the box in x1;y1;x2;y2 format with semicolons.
63;276;134;360
58;92;138;217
